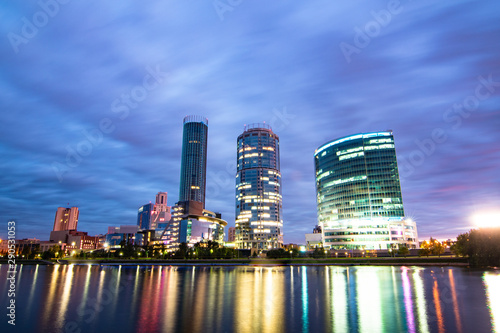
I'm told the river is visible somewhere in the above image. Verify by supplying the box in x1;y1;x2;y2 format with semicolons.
0;264;498;332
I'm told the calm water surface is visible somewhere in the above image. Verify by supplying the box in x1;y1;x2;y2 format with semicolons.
0;264;499;333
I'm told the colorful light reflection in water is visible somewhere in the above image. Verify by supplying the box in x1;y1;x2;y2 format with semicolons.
0;265;498;333
484;272;500;332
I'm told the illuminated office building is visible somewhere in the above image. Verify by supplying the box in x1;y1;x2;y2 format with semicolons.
314;131;418;250
161;116;227;251
235;124;283;250
179;115;208;207
137;203;153;230
53;207;79;231
164;200;227;251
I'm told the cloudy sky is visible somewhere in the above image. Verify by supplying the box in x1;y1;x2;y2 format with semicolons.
1;0;499;243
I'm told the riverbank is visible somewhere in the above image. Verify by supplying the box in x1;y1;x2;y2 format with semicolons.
0;256;470;266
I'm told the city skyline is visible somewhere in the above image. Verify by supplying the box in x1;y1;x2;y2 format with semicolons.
1;1;500;244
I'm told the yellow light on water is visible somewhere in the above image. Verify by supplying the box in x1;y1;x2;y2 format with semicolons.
472;212;500;228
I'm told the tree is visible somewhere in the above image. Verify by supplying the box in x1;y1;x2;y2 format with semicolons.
419;237;445;257
311;246;326;258
431;241;445;257
398;246;409;258
451;233;469;257
173;242;190;259
455;228;500;267
418;248;430;257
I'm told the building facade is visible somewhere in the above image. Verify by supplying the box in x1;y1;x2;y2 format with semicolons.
53;207;79;231
151;192;171;230
162;200;227;250
179;115;208;207
227;227;236;242
137;203;153;230
235;124;283;250
314;131;418;250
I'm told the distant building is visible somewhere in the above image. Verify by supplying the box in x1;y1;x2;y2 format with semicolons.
227;227;236;242
53;207;79;231
106;225;138;247
305;225;323;250
163;200;227;251
150;192;172;230
179;115;208;207
137;203;153;230
235;124;283;250
314;131;418;250
160;116;227;251
49;230;100;251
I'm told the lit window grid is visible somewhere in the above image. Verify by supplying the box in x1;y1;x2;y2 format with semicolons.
235;128;283;249
315;133;415;248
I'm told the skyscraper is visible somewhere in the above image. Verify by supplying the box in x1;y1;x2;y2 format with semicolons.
235;124;283;250
53;207;79;231
162;116;227;252
314;131;418;250
179;115;208;207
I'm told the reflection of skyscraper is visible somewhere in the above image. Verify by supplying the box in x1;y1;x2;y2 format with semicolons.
179;115;208;207
314;131;418;250
235;124;283;250
53;207;79;231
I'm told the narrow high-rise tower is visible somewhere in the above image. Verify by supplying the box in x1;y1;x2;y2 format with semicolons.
235;124;283;250
179;115;208;207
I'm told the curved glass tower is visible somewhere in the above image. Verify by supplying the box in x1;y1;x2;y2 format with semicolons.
235;124;283;250
179;115;208;207
314;131;418;250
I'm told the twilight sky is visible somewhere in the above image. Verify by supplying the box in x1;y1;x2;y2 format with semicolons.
1;0;499;244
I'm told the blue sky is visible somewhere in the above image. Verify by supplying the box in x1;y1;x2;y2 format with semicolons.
1;0;499;243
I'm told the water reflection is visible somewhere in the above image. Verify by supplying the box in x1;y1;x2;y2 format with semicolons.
483;272;500;332
412;268;430;333
301;266;308;332
402;267;416;333
1;265;498;333
356;267;383;332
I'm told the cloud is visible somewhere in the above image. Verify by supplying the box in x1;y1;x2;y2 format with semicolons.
1;0;499;244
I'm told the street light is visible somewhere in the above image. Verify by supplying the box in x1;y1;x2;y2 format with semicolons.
335;252;338;258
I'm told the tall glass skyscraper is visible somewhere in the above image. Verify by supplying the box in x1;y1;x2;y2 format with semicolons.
235;124;283;250
179;115;208;207
314;131;418;250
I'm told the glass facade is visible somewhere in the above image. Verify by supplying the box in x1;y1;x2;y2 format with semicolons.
179;115;208;207
314;131;418;250
235;124;283;250
137;203;153;230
